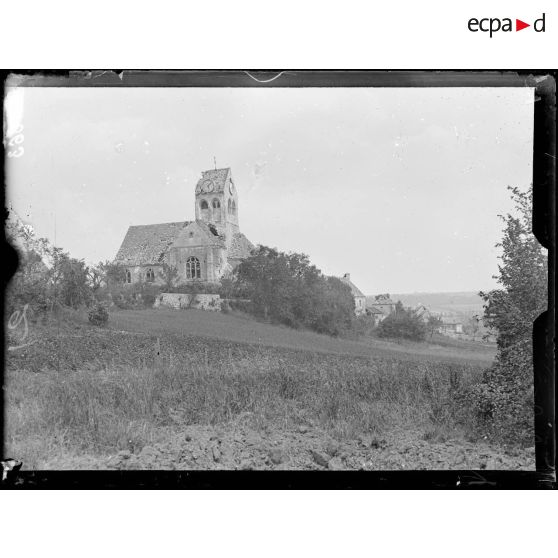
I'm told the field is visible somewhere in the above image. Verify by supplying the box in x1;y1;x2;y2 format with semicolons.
109;308;496;365
5;307;534;471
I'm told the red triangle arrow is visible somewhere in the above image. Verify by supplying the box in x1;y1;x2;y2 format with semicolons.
516;19;530;31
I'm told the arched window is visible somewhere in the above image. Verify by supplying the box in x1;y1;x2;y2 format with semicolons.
212;198;221;222
231;200;236;215
200;199;209;220
146;268;155;282
186;256;201;280
228;199;232;214
125;269;132;284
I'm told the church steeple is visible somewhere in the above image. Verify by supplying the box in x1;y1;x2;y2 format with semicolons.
194;168;239;238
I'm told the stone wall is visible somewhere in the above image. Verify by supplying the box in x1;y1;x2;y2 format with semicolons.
153;293;222;311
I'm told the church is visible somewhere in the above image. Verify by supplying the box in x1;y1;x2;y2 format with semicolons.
114;168;255;285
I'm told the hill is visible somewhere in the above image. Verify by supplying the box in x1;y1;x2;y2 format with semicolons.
109;307;495;365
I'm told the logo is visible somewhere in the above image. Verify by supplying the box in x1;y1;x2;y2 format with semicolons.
468;13;546;37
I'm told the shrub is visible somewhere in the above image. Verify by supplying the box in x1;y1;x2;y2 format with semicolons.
228;299;255;314
349;315;377;338
173;282;220;295
377;302;427;341
88;304;109;326
474;186;547;445
102;282;162;309
140;284;162;307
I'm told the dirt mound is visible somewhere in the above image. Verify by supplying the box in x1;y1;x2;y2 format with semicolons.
91;424;533;471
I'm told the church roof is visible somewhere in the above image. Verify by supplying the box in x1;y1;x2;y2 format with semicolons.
340;275;366;298
196;168;231;193
229;232;255;260
114;221;189;266
196;221;226;246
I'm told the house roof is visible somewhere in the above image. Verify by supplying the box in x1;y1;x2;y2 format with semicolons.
229;232;255;260
196;168;231;193
340;276;366;298
114;221;189;266
414;304;430;315
367;306;385;315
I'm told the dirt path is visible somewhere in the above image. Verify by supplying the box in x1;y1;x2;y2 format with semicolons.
44;423;534;471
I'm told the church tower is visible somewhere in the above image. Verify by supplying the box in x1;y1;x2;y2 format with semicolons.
194;168;239;241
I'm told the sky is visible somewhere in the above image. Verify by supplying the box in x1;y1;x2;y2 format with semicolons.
5;86;534;295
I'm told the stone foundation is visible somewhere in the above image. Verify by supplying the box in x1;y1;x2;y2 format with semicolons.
154;293;222;311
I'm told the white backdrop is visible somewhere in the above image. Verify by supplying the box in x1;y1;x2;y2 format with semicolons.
2;1;555;555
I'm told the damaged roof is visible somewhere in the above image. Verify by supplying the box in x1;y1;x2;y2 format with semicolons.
196;168;231;193
196;221;226;247
114;221;189;266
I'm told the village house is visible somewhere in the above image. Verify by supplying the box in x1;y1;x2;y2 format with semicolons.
340;273;367;316
366;293;397;323
437;315;464;337
413;303;434;323
366;305;386;324
114;168;254;285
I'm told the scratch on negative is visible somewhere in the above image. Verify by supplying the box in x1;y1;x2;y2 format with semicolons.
244;71;286;83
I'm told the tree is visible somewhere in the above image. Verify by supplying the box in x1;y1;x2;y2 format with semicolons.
377;302;427;341
96;260;127;287
426;315;443;339
51;250;92;309
6;218;55;317
476;186;547;444
463;315;481;340
161;263;178;292
87;265;104;292
480;186;547;349
233;245;355;336
234;246;295;322
6;247;51;317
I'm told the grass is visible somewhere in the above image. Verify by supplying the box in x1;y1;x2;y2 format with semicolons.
5;309;487;468
109;307;496;365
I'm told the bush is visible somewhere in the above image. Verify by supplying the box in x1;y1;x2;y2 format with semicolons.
348;315;377;338
102;283;162;309
470;341;534;444
377;303;426;341
88;304;109;326
474;186;547;445
140;284;162;307
173;282;220;295
228;299;255;314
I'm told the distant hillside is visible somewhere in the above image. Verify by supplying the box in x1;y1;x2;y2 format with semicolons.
366;291;485;317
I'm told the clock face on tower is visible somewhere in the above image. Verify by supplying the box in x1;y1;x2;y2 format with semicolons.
203;179;214;193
